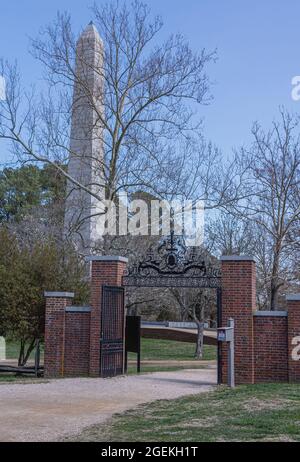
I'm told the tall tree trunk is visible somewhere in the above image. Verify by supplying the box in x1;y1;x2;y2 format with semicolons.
194;321;204;360
18;340;25;367
270;245;281;311
18;338;36;366
22;338;36;366
270;281;279;311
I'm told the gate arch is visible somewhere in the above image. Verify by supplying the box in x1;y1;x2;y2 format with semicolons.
122;232;222;383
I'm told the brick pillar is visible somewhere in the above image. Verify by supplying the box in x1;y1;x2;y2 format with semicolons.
220;256;256;385
86;256;128;376
44;291;74;378
287;295;300;383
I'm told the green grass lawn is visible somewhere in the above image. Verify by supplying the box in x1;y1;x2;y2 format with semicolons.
71;383;300;442
4;338;212;362
127;338;216;374
0;375;47;384
129;338;216;362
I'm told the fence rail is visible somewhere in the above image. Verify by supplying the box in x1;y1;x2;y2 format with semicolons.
0;365;44;376
0;339;42;377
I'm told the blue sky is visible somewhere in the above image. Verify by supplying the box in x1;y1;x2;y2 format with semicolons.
1;0;300;163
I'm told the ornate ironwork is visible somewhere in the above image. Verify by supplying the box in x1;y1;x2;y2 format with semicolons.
123;232;221;288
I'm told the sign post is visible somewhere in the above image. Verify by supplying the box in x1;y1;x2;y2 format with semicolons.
125;316;141;373
217;318;235;388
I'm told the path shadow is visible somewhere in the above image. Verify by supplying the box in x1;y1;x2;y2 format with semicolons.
138;376;217;387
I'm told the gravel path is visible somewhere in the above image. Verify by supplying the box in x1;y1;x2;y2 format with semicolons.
0;367;216;442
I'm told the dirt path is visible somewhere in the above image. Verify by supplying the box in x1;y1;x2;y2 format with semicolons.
0;368;216;442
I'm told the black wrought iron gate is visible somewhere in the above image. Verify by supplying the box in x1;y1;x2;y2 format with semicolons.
100;286;125;378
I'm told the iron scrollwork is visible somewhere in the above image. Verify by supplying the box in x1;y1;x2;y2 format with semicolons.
123;232;221;288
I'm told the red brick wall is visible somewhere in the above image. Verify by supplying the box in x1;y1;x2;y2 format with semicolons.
254;315;288;383
44;261;300;384
64;312;90;376
287;297;300;383
88;257;127;376
221;257;256;385
44;292;74;378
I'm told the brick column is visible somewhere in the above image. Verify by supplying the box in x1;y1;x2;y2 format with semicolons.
44;291;74;378
220;256;256;384
287;295;300;383
86;256;128;376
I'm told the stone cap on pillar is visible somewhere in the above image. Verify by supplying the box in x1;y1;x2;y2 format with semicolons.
220;255;256;262
85;256;128;263
286;294;300;301
44;291;75;298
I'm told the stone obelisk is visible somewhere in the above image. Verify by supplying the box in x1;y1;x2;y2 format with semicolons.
65;22;105;254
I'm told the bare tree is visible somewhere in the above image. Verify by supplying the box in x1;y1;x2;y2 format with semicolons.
236;110;300;310
170;287;216;359
168;245;219;359
0;1;249;244
0;3;212;199
207;211;274;309
207;212;256;256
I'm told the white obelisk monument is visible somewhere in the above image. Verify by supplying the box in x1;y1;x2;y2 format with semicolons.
65;22;105;254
